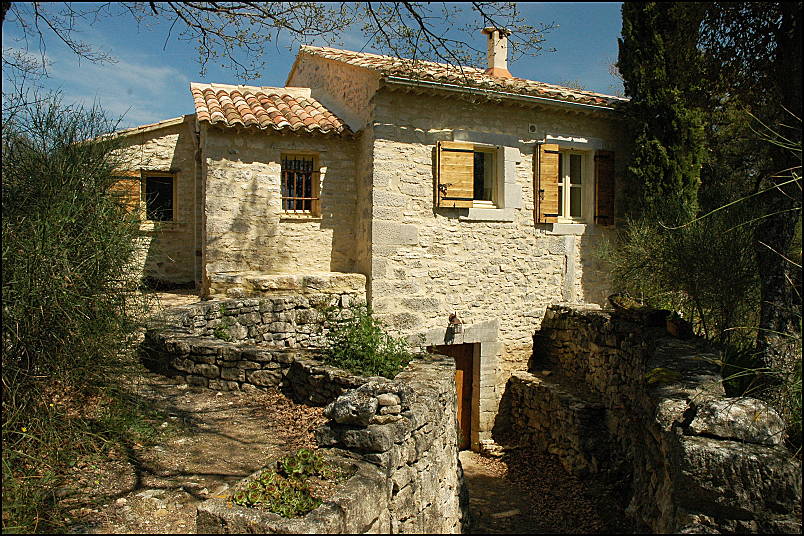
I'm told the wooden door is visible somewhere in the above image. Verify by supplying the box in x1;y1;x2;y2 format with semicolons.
431;343;474;450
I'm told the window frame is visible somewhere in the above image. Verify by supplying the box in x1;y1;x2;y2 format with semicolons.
471;145;498;208
141;171;177;223
437;135;521;222
280;153;320;216
556;150;592;223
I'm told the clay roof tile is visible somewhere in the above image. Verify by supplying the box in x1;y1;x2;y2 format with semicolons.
190;82;351;135
298;45;626;108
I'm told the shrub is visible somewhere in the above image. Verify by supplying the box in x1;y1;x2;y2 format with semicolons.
598;201;760;346
231;448;349;518
319;304;412;379
1;95;150;532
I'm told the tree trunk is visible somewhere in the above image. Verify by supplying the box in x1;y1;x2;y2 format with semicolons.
755;1;802;372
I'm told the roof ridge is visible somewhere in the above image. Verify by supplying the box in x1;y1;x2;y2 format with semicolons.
298;45;627;105
299;45;485;73
190;82;312;98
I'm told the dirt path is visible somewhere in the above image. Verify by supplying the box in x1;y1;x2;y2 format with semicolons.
460;449;632;534
61;367;326;533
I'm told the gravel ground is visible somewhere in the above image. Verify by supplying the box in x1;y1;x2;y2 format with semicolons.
59;366;326;533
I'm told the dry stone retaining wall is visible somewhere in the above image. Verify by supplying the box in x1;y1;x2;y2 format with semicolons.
500;304;802;533
146;301;467;533
314;356;467;533
153;273;365;348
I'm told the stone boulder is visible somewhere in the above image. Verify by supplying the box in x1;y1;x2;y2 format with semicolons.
675;436;801;519
324;390;378;426
688;397;786;446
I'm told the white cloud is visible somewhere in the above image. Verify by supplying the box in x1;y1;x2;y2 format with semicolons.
43;47;192;127
2;33;192;128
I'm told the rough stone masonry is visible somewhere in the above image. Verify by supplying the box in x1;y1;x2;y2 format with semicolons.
499;304;801;534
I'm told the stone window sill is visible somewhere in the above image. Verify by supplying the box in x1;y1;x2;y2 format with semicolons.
547;222;589;235
139;221;184;232
280;214;322;223
459;207;515;223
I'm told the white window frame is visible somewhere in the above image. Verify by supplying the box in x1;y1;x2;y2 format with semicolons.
556;149;594;224
470;144;499;209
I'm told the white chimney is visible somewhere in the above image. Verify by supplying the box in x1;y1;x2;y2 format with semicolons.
481;27;513;78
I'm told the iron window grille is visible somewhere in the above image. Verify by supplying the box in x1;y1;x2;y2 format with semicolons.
281;156;319;214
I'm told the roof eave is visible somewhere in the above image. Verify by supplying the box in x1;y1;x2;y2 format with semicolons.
108;115;192;139
200;119;355;138
383;76;622;114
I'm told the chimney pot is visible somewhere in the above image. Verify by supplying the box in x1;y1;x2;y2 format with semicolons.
481;27;513;78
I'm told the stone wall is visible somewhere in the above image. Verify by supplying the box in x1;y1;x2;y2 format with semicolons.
143;328;369;403
315;356;467;533
205;271;366;300
200;125;360;291
500;304;802;533
197;450;391;533
368;90;625;349
288;53;380;132
115;116;200;285
193;355;466;534
146;302;466;534
148;273;365;356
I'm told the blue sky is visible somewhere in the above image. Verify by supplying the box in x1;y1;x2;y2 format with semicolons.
2;2;624;129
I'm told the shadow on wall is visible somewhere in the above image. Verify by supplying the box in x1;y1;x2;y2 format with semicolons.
138;120;197;287
319;142;359;274
205;136;360;277
578;231;613;306
209;168;280;274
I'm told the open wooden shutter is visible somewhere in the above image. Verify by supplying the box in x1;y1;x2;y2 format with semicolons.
594;150;615;225
110;171;141;215
535;143;560;223
437;141;474;208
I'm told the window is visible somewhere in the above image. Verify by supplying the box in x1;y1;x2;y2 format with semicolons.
472;149;496;205
437;141;499;209
144;174;175;221
557;151;584;219
281;155;319;214
535;144;615;226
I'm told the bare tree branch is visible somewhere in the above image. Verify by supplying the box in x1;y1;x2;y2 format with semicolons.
3;2;557;82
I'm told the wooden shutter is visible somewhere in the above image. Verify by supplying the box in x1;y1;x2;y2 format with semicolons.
110;172;141;214
437;141;474;208
535;143;560;223
594;150;615;225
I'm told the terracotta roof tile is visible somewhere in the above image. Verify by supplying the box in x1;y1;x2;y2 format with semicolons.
190;83;351;135
299;45;627;109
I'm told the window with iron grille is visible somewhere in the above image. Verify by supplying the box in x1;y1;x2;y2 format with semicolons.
281;155;319;214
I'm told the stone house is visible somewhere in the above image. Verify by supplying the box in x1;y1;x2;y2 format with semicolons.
115;29;628;450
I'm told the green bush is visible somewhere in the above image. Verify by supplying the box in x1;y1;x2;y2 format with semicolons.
599;201;760;346
2;95;151;532
319;304;412;379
